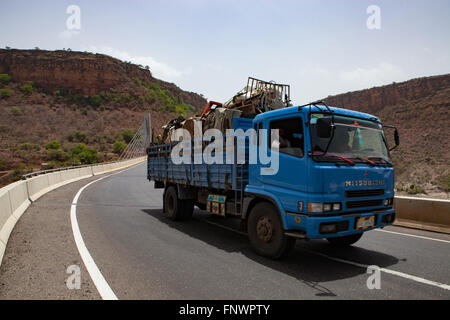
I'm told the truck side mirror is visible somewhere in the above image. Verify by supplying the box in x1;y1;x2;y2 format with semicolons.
384;125;400;151
389;128;400;151
316;118;332;138
394;129;400;147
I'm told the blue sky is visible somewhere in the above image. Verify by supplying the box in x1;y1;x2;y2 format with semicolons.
1;0;449;104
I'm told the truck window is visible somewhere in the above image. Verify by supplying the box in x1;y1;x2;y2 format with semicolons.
269;117;304;158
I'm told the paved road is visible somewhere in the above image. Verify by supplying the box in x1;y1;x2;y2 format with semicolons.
1;163;449;299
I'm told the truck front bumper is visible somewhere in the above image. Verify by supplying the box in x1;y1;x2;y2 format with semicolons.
285;208;395;239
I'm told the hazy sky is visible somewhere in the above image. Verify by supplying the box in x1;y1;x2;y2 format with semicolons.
1;0;449;104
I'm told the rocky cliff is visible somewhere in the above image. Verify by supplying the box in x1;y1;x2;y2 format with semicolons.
323;74;450;114
0;48;205;107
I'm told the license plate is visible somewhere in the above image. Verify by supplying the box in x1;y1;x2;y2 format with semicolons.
356;216;375;230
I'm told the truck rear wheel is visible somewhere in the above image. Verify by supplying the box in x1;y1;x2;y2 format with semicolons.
326;233;363;246
164;186;193;221
247;202;295;259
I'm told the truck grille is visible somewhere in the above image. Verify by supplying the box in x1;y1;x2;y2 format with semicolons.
345;189;384;198
346;199;383;209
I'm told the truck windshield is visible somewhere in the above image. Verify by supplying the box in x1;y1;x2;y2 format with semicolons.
310;114;391;165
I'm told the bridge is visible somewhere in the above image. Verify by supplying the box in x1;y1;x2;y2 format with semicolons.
0;115;449;300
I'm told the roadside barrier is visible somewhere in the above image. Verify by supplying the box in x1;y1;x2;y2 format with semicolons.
394;196;450;233
0;157;145;267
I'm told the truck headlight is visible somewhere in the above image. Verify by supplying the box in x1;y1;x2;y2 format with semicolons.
308;203;324;213
332;203;341;211
308;202;341;213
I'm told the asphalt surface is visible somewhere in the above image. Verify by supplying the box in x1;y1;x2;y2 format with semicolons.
1;162;449;299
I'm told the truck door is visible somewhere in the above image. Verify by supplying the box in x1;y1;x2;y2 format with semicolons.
259;116;308;213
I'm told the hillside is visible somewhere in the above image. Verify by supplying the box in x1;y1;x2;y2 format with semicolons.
0;48;206;185
323;74;450;198
0;48;448;197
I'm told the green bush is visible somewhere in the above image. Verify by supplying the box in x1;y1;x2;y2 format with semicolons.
46;140;61;150
17;142;40;151
10;106;21;115
1;88;12;98
20;83;33;96
88;94;103;107
71;143;99;164
0;158;9;171
68;130;89;143
0;73;11;85
122;129;134;144
113;141;127;154
11;164;26;181
46;149;69;162
71;143;87;155
406;184;423;195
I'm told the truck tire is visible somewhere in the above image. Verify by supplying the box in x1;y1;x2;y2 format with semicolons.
326;233;363;246
164;186;185;221
247;202;295;259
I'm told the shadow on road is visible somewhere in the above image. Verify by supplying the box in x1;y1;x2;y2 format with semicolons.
142;208;401;297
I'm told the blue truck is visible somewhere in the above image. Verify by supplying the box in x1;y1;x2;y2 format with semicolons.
147;102;399;259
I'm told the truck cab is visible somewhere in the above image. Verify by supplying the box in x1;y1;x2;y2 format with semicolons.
243;104;397;256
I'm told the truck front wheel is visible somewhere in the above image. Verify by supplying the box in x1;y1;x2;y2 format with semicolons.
247;202;295;259
326;233;363;246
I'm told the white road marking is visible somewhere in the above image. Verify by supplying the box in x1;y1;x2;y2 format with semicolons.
199;217;450;291
70;165;140;300
304;249;450;291
374;229;450;244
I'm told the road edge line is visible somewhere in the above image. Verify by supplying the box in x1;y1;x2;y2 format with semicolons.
70;164;140;300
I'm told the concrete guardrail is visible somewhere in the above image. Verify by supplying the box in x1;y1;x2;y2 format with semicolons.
394;196;450;233
0;157;145;267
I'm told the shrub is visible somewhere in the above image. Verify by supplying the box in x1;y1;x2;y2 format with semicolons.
71;143;87;155
68;130;89;143
0;158;9;171
71;143;99;164
122;129;134;144
1;88;12;98
0;73;11;85
11;164;26;181
20;83;33;96
46;140;61;150
88;94;103;107
113;141;127;154
10;106;21;115
406;184;423;195
17;142;40;151
436;174;450;192
46;149;69;162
